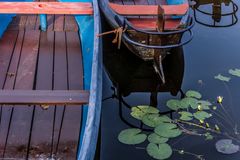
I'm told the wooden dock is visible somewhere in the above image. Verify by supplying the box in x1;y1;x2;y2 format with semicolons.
0;5;83;160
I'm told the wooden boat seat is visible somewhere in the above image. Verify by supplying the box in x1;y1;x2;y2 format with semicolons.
0;90;89;105
109;2;189;16
128;18;181;30
0;2;93;15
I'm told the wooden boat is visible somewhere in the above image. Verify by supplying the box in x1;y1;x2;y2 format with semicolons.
192;0;238;27
0;0;101;159
99;0;193;83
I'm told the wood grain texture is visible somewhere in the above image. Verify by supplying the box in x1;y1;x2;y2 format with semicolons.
0;2;93;15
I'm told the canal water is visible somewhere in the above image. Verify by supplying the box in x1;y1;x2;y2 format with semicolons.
100;1;240;159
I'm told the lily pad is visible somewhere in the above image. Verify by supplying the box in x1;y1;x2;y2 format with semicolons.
180;97;198;109
216;139;239;154
148;133;168;144
198;100;212;106
214;74;231;82
131;106;159;120
193;111;212;121
229;69;240;77
155;123;182;138
147;143;172;160
205;132;213;140
142;114;171;127
186;90;202;99
166;99;181;110
178;111;193;121
118;128;147;145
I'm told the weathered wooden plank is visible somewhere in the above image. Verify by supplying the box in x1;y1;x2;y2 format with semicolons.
0;30;18;88
25;15;37;30
55;32;83;158
0;2;93;15
128;18;181;30
0;90;89;105
109;2;189;16
54;15;64;31
0;30;24;157
64;15;78;31
3;30;40;159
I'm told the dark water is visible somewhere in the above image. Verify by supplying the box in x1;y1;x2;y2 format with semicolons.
100;1;240;159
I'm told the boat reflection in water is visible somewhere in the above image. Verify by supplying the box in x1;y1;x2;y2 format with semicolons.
103;29;185;128
191;0;238;27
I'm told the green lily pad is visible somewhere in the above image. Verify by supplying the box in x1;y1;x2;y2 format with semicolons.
131;105;159;120
147;143;172;160
186;90;202;99
166;99;181;110
193;111;212;121
214;74;231;82
216;139;239;154
205;132;213;140
178;111;193;121
154;123;182;138
198;100;212;106
118;128;147;145
142;114;172;127
180;97;198;109
229;69;240;77
148;133;169;144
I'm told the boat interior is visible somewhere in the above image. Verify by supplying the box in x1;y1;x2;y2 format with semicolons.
0;0;86;159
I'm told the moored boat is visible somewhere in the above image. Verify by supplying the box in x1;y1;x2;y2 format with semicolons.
99;0;193;83
0;0;101;159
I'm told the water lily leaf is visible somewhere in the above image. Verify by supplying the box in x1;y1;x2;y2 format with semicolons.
154;123;182;138
205;132;213;140
166;99;181;110
178;111;193;121
229;69;240;77
216;139;239;154
131;106;159;120
193;111;212;121
147;143;172;160
142;114;172;127
186;90;202;99
214;74;231;82
180;97;198;109
148;133;168;144
198;100;212;106
118;128;147;145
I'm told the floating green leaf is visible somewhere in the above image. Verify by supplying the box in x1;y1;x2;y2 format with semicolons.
180;97;198;109
155;123;182;138
118;128;147;145
148;133;168;144
147;143;172;160
178;111;193;121
186;90;202;99
214;74;231;82
142;114;171;128
198;100;212;106
166;99;181;110
229;69;240;77
205;132;213;140
131;106;159;120
193;111;212;121
216;139;240;154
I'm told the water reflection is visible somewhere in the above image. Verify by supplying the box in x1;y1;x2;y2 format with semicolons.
103;27;186;128
191;0;238;27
